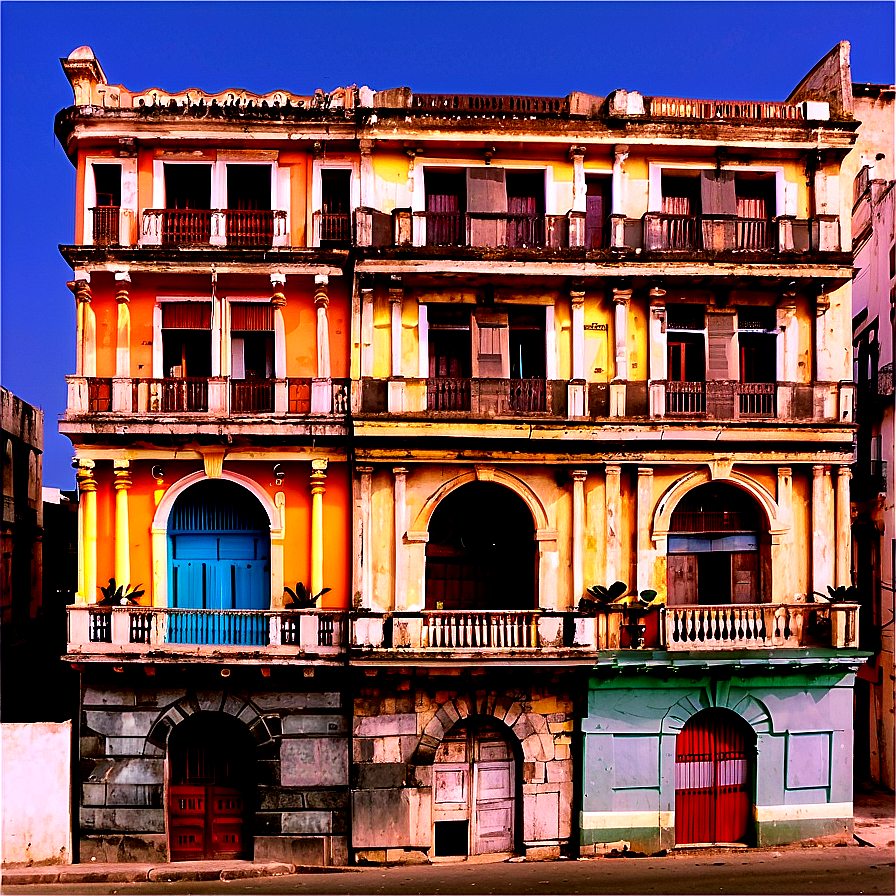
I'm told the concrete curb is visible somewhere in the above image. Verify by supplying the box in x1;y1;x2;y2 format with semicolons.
0;861;336;886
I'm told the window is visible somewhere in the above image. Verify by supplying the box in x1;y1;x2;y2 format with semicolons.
505;171;545;248
667;305;706;383
92;165;121;245
162;302;212;379
585;176;611;249
226;165;272;246
163;164;212;244
734;175;775;249
230;303;274;413
660;175;702;249
320;170;351;244
736;307;776;384
425;170;466;247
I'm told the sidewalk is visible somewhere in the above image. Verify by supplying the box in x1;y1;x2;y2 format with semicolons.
2;789;893;886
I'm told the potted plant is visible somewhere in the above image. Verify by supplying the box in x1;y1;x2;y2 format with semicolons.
96;578;145;606
283;582;331;609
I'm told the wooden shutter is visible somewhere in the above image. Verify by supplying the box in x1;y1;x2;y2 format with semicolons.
700;171;736;215
668;554;698;606
162;302;212;329
230;303;273;331
706;313;736;380
467;168;507;247
474;310;508;378
231;338;245;379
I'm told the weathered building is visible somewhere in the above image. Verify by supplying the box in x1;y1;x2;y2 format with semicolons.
55;42;869;865
847;78;895;791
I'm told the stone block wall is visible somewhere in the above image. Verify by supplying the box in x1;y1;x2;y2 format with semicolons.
351;672;577;863
78;670;349;865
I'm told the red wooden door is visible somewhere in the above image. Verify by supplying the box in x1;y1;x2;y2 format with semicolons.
170;784;244;860
675;711;752;844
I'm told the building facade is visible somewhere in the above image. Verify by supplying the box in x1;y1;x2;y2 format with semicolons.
847;78;895;791
56;43;868;865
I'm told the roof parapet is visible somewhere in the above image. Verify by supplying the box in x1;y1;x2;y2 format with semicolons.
787;41;854;117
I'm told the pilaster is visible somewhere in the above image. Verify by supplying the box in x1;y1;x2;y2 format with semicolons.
310;459;328;599
113;461;131;586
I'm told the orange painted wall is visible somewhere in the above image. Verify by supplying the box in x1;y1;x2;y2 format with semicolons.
137;148;154;216
74;156;87;244
91;459;351;610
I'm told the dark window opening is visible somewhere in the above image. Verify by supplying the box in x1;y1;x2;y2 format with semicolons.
506;170;545;248
425;482;537;611
426;170;466;246
92;165;121;245
165;164;211;210
668;335;705;382
662;175;701;216
320;170;351;244
738;335;776;383
666;304;705;331
734;176;775;248
585;176;611;249
508;307;545;380
163;331;212;379
434;821;469;857
226;165;270;211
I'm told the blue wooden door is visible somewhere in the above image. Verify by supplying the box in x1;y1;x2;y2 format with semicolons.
168;481;270;644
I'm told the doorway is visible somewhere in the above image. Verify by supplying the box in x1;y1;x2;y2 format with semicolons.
168;712;254;860
432;721;517;857
675;709;754;845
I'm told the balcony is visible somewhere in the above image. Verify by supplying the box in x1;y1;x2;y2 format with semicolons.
91;206;120;246
426;378;548;413
67;605;345;664
314;211;352;246
412;212;569;249
68;604;860;665
644;214;775;252
664;382;776;418
141;209;287;247
350;604;860;659
66;376;350;417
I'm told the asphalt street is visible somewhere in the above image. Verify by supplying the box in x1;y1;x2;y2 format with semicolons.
3;845;893;896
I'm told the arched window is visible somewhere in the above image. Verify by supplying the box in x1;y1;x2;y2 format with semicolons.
167;480;270;643
425;482;536;610
667;483;765;605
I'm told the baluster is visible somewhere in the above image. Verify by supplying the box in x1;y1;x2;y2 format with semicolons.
782;607;791;640
757;607;768;642
686;609;696;642
695;609;705;642
711;608;721;642
464;614;472;647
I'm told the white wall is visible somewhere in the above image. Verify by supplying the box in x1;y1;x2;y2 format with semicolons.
1;722;72;866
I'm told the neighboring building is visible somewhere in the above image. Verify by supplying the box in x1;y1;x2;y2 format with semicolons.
55;43;867;865
1;387;45;721
847;79;895;791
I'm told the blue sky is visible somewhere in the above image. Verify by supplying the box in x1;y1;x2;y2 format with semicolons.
2;1;894;486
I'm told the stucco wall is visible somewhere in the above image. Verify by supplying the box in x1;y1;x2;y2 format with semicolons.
1;721;72;866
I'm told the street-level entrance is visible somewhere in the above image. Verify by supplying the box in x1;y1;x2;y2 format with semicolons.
432;721;516;857
675;709;753;845
168;712;254;860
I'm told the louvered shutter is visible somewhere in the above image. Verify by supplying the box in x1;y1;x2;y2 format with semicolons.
700;171;736;215
467;168;507;247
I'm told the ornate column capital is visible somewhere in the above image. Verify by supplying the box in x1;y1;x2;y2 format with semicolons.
612;287;632;306
314;275;329;308
356;464;374;476
359;138;375;154
76;459;97;491
68;279;92;304
568;145;586;160
310;458;328;495
113;460;132;491
571;469;588;483
389;274;403;304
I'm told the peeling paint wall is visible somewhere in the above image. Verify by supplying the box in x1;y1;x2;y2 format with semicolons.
1;721;72;866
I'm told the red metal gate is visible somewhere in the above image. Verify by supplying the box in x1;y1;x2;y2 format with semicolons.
675;710;752;844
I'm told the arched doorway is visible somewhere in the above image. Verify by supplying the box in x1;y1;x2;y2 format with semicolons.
675;708;754;845
425;482;536;610
432;720;518;857
168;712;255;860
168;480;270;643
667;483;766;605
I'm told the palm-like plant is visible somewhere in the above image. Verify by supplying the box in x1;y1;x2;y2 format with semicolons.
579;581;628;614
283;582;331;609
97;578;145;606
812;585;859;603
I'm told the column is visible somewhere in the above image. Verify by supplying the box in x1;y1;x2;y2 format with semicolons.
648;288;667;417
113;460;131;586
774;467;793;602
390;276;403;378
393;467;408;610
610;287;631;417
389;276;405;412
310;459;327;599
271;277;288;413
76;460;97;604
315;276;331;378
359;139;375;207
357;465;374;609
360;275;374;377
569;284;586;416
417;303;429;379
835;465;852;588
636;467;654;594
814;290;833;383
571;470;587;607
610;145;629;247
113;273;132;411
568;146;586;247
605;464;622;585
776;297;798;418
812;465;835;596
68;278;95;378
311;276;331;413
